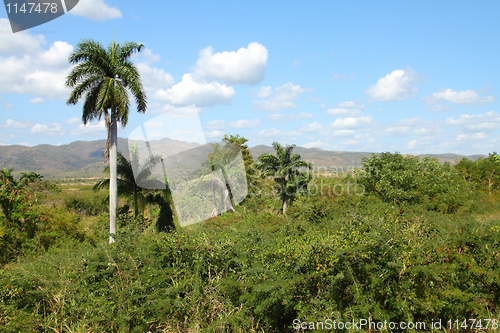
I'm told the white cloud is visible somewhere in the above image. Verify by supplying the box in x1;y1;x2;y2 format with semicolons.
330;129;356;137
205;130;225;139
303;141;330;149
29;97;45;104
365;67;419;101
445;111;500;131
132;48;161;64
407;139;418;150
299;121;324;133
257;86;273;99
192;42;268;85
229;118;261;129
70;0;122;21
154;74;235;107
425;88;495;105
205;120;226;130
0;26;73;99
331;115;372;128
266;112;313;122
30;123;64;136
0;19;46;55
70;120;107;136
136;62;174;95
0;119;31;129
326;101;364;116
65;117;81;125
253;82;307;112
256;128;301;139
379;126;411;137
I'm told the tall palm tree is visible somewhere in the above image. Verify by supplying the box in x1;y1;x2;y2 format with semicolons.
256;142;312;214
66;38;147;243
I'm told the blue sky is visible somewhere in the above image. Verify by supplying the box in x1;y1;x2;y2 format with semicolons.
0;0;499;155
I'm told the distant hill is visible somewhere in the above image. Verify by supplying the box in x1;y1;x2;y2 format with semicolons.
0;139;487;179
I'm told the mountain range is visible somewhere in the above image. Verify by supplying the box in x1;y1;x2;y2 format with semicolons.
0;138;486;179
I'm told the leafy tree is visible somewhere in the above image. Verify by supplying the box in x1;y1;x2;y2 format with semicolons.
206;135;252;211
455;152;500;196
66;38;147;243
359;152;471;212
0;168;16;187
222;135;255;180
357;152;422;203
94;151;161;217
0;169;43;249
256;142;312;214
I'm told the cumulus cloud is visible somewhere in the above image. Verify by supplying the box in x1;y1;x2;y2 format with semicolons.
228;118;261;129
0;24;73;99
30;123;64;136
331;115;372;128
445;111;500;131
204;120;226;130
192;42;268;85
303;141;330;149
29;97;45;104
326;101;364;116
0;19;46;55
299;121;324;133
70;0;122;21
136;62;174;95
424;88;495;106
154;74;235;107
70;120;107;136
257;86;273;99
330;129;356;137
65;117;82;125
205;130;225;139
132;48;161;64
256;128;301;139
365;67;419;101
0;119;31;129
253;82;307;112
266;112;313;122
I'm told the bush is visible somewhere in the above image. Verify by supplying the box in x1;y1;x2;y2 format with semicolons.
357;152;474;212
64;191;108;216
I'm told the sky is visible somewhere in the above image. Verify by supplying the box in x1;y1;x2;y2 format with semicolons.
0;0;499;155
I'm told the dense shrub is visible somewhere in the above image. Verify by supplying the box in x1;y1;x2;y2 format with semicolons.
357;152;474;212
64;191;108;216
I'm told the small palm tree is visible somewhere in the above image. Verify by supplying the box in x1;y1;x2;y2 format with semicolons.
94;151;161;217
256;142;312;214
19;172;43;184
66;38;147;244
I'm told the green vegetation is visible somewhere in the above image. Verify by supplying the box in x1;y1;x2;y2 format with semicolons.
1;149;499;332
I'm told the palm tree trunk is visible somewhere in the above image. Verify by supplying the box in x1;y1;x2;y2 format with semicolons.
109;111;118;244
